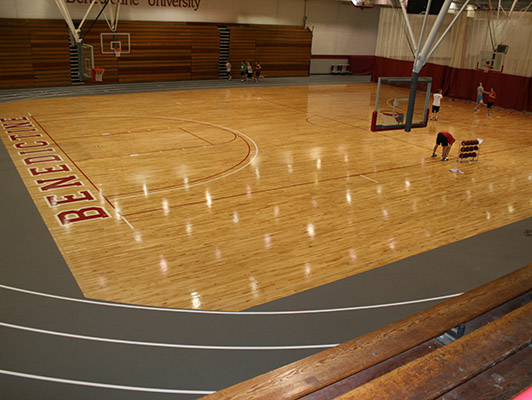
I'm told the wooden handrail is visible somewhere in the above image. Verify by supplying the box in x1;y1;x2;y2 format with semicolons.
200;264;532;400
337;301;532;399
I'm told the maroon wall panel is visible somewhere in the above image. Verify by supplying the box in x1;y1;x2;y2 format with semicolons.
371;57;532;112
348;55;375;75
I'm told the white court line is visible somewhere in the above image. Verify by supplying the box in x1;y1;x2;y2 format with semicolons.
120;215;135;230
0;369;214;395
0;284;462;315
0;322;337;350
360;174;379;183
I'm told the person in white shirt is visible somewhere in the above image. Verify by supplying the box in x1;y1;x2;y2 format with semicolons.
474;82;484;111
225;60;232;80
431;89;443;120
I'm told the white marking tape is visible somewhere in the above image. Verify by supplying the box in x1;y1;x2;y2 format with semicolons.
0;284;462;315
0;369;214;395
0;322;337;350
360;174;379;183
120;215;135;230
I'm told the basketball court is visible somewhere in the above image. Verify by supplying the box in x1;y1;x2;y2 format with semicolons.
1;74;530;310
1;0;532;396
1;73;532;398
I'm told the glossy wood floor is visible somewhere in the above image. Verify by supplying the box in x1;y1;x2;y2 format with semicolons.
1;82;531;311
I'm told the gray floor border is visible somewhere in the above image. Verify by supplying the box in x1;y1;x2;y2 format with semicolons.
1;75;531;399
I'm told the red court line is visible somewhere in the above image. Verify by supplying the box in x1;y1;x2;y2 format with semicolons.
179;127;214;145
114;135;529;217
305;115;433;152
31;116;116;211
50;128;238;163
260;97;369;129
480;143;532;156
377;131;434;151
123;139;237;158
31;115;251;200
123;160;429;218
86;136;239;164
108;134;252;199
437;115;532;133
305;116;368;132
58;126;227;141
259;97;310;115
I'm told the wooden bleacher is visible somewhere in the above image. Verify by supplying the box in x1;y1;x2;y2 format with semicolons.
251;24;312;78
0;18;71;88
201;264;532;399
0;18;312;88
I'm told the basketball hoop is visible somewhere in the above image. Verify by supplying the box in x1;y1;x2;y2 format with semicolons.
111;41;122;58
482;62;492;73
92;68;105;82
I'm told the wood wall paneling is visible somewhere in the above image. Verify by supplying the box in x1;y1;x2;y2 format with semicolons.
117;21;193;83
30;19;71;87
191;25;220;79
228;26;256;79
0;18;311;88
255;26;312;77
0;19;33;88
0;18;71;88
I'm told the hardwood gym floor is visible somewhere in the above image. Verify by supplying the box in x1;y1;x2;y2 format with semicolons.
1;76;531;399
1;77;531;311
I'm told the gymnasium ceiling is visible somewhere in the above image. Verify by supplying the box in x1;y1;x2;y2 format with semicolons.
452;0;532;11
338;0;532;12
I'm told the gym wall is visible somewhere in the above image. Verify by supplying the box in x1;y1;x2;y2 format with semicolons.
374;8;532;112
0;0;381;88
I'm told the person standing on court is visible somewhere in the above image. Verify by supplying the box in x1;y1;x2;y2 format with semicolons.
431;131;455;161
246;61;253;82
430;89;443;120
485;87;496;116
254;60;262;82
225;60;232;80
474;82;484;111
240;61;247;82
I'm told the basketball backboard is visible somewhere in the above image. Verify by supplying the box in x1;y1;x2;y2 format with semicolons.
371;77;432;132
100;32;131;57
477;51;504;73
80;44;94;80
351;0;374;8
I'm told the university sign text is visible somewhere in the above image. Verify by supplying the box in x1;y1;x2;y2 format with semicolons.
66;0;202;11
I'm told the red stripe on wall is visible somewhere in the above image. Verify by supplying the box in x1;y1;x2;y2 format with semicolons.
348;55;375;75
311;55;350;59
371;57;532;112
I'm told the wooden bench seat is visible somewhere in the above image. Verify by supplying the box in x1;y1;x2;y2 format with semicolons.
337;301;532;399
200;264;532;399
